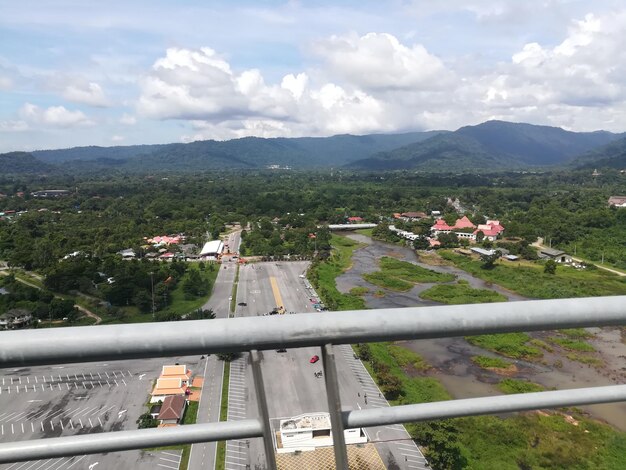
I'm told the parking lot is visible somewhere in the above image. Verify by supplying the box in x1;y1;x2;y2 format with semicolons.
0;356;202;469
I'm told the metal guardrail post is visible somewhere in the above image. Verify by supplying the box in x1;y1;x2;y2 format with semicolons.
322;343;349;470
250;350;278;470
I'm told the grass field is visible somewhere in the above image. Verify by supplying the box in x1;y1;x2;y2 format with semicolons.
466;333;543;360
498;378;546;394
439;251;626;298
309;235;366;310
420;282;508;304
363;256;455;292
161;265;219;315
471;355;512;369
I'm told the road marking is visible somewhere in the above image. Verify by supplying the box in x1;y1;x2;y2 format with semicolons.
49;421;53;431
69;420;74;429
88;462;99;470
157;464;178;470
66;456;86;469
138;373;146;380
121;379;127;386
88;418;93;427
1;424;3;435
118;409;127;418
114;379;119;386
31;422;34;433
97;372;101;379
159;457;180;463
79;418;83;428
97;417;103;427
40;422;44;432
59;420;64;430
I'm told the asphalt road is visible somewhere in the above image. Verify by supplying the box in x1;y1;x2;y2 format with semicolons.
229;261;429;470
0;356;202;470
188;230;241;470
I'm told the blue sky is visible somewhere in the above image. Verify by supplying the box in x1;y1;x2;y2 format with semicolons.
1;0;625;152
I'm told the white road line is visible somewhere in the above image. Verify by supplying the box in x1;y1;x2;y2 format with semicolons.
105;372;110;378
49;421;53;431
82;373;86;380
60;421;64;430
1;424;3;435
31;422;34;433
31;459;53;470
226;449;247;455
11;423;14;434
97;417;103;427
226;455;247;461
66;383;71;390
97;372;102;379
157;464;178;470
224;462;247;467
88;418;93;427
79;418;83;428
159;457;180;463
40;422;44;432
69;420;74;429
114;379;119;386
121;379;127;386
65;456;86;469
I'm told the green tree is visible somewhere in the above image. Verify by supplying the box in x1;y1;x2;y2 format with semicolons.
544;259;557;274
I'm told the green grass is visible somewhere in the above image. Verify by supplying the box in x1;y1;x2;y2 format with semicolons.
566;353;604;367
561;328;594;339
471;355;512;369
548;337;596;352
420;282;508;304
439;250;626;299
379;257;456;283
355;228;374;237
309;235;366;310
498;378;546;394
182;401;199;425
230;265;239;314
349;286;369;296
529;338;554;352
363;271;414;291
215;361;230;470
364;342;450;404
466;333;543;360
388;344;431;371
161;265;219;316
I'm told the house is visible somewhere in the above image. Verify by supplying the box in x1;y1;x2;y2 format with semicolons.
608;196;626;208
470;247;497;257
160;365;192;386
0;310;32;330
431;217;505;243
31;189;70;198
117;248;136;259
538;247;573;264
157;395;187;425
347;216;363;223
474;220;505;241
396;211;428;221
276;412;367;453
150;377;187;403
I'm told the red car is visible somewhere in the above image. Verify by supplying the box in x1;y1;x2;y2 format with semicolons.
310;355;320;364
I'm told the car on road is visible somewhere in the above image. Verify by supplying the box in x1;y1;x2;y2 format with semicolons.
238;302;247;306
310;355;320;364
276;348;287;353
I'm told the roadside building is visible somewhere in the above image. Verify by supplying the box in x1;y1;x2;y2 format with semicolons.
31;189;70;198
608;196;626;208
160;364;192;386
200;240;224;260
276;412;367;453
538;247;573;264
150;377;187;403
157;395;187;425
117;248;136;259
0;309;32;330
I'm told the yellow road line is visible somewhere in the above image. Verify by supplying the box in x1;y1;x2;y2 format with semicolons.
269;277;284;313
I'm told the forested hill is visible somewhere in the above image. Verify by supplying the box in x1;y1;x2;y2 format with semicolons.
348;121;623;172
0;152;57;174
31;131;444;171
571;136;626;169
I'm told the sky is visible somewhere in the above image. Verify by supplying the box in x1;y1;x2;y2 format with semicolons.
1;0;626;152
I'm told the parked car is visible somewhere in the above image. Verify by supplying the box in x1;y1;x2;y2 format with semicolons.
238;302;247;306
310;355;320;364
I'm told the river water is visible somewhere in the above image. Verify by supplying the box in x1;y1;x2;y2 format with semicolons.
336;234;626;431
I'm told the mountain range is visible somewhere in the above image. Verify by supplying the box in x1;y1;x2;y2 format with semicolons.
1;120;625;174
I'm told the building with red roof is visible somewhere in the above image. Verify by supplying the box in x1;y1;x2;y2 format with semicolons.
347;216;363;223
432;216;504;242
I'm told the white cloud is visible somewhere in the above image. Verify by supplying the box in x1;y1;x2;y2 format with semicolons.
312;32;454;91
62;81;110;107
19;103;94;128
0;120;28;132
120;113;137;125
0;75;12;90
111;135;125;142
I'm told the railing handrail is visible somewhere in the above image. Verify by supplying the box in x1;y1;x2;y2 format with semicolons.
1;384;626;464
1;295;625;367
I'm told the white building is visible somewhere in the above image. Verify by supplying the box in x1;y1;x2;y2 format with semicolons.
276;412;367;453
199;240;224;260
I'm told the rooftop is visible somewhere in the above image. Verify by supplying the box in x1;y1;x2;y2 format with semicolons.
280;412;331;431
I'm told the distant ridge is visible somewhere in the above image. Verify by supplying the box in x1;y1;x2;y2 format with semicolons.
348;121;623;172
2;121;624;174
0;152;57;174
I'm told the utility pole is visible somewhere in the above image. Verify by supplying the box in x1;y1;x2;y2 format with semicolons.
150;271;155;320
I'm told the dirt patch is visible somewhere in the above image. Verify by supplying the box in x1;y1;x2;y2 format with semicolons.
486;364;518;376
384;251;404;259
416;252;452;266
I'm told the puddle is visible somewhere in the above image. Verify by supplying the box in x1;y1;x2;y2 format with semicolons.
336;233;626;430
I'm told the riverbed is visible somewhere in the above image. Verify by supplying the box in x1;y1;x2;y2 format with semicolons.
336;233;626;431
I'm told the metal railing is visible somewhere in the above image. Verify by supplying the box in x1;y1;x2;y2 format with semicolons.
1;296;626;469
